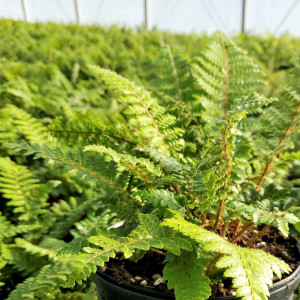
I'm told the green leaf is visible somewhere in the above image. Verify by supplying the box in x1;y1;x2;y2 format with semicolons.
163;251;211;300
162;212;291;300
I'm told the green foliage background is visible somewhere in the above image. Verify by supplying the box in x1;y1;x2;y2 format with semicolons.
0;19;299;299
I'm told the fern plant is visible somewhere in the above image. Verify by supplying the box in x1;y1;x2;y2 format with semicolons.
4;33;300;300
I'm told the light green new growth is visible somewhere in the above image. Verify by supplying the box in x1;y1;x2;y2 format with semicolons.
163;251;211;300
162;212;291;300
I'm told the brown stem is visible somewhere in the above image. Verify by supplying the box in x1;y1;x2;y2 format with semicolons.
140;96;170;154
248;224;270;247
231;222;254;243
149;247;166;256
166;44;182;102
213;39;231;232
233;220;240;234
171;182;181;194
221;38;230;114
163;167;181;194
256;161;274;191
201;212;208;225
205;254;221;276
222;219;231;237
213;147;232;232
213;198;226;232
256;103;300;191
49;129;137;145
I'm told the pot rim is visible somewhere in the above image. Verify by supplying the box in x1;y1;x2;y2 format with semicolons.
95;243;300;299
96;263;300;300
270;243;300;291
95;270;175;299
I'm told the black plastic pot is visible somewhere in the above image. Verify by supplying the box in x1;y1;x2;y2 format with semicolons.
93;262;300;300
93;244;300;300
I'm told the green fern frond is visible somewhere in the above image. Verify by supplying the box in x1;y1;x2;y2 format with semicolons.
7;263;70;300
14;238;59;261
248;63;300;187
71;210;113;239
133;189;185;212
0;213;41;286
227;199;299;237
88;65;184;155
197;93;277;214
135;146;206;196
193;33;265;119
1;104;49;144
9;142;118;189
162;212;290;300
0;157;59;223
62;213;192;287
163;251;211;300
49;112;136;148
150;45;202;126
0;218;40;239
48;197;100;239
84;145;163;186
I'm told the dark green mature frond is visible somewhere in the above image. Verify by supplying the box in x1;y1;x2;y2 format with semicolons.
136;147;207;201
14;238;61;261
7;263;71;300
48;197;99;239
9;142;119;190
227;199;299;237
84;145;163;186
162;212;290;300
0;157;59;223
49;112;136;149
88;66;184;155
248;62;300;188
133;189;185;212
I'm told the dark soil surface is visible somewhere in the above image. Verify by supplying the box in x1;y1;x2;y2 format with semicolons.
102;249;171;294
100;226;299;298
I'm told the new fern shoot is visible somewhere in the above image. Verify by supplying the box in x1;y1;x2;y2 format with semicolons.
2;33;300;300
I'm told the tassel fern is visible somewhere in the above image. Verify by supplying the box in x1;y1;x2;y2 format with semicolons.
2;34;299;300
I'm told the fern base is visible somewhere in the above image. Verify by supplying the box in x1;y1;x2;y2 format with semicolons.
94;260;300;300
